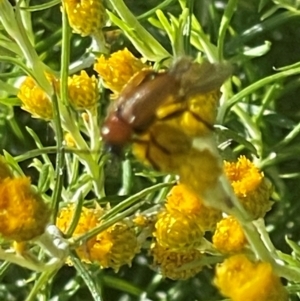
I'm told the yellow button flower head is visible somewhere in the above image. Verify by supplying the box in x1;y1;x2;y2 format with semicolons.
0;177;49;242
94;48;148;94
63;0;106;37
68;70;99;110
133;214;154;228
154;209;204;251
214;254;288;301
151;242;202;280
18;74;55;120
166;183;222;231
89;221;140;272
224;156;273;219
56;204;102;263
212;216;247;253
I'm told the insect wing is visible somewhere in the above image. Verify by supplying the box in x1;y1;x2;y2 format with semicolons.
170;58;232;97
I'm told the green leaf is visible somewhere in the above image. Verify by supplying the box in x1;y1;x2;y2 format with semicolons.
215;125;259;156
0;97;21;106
3;150;25;176
285;236;300;260
242;41;272;57
259;0;272;12
20;0;60;11
107;0;170;61
70;252;103;301
37;163;52;193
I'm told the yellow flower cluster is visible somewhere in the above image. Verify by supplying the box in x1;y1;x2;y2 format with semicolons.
224;156;273;219
89;222;139;271
151;242;203;280
56;204;139;271
0;157;49;242
94;48;148;94
214;254;288;301
152;184;221;280
68;70;99;110
154;209;204;251
18;70;100;119
0;177;49;242
154;184;222;252
165;183;222;231
212;216;247;253
18;74;55;120
133;214;154;228
63;0;106;36
56;204;100;263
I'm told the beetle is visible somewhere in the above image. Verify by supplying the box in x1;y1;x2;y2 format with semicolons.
101;57;231;151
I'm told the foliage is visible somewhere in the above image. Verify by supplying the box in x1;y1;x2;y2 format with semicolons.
1;0;300;300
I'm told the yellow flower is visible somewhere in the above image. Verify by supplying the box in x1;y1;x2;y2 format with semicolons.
0;177;49;242
151;242;202;280
0;156;13;181
89;222;140;272
166;183;222;231
57;206;139;270
224;156;273;219
224;156;263;196
94;48;148;94
154;209;203;251
56;204;102;263
212;216;247;253
133;214;153;228
63;0;106;36
214;254;288;301
68;70;99;110
18;74;55;120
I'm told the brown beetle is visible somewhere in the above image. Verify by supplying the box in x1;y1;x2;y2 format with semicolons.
101;57;231;150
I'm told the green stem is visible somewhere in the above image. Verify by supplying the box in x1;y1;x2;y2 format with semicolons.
216;175;276;264
274;121;300;150
240;220;275;264
183;0;194;56
232;105;263;157
72;201;147;246
72;182;173;244
25;269;58;301
65;196;85;237
254;84;279;124
0;248;44;272
190;16;218;61
217;0;238;61
108;0;170;61
137;0;175;20
70;252;103;300
120;159;132;195
50;92;65;222
218;63;300;123
102;182;173;221
49;8;71;222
